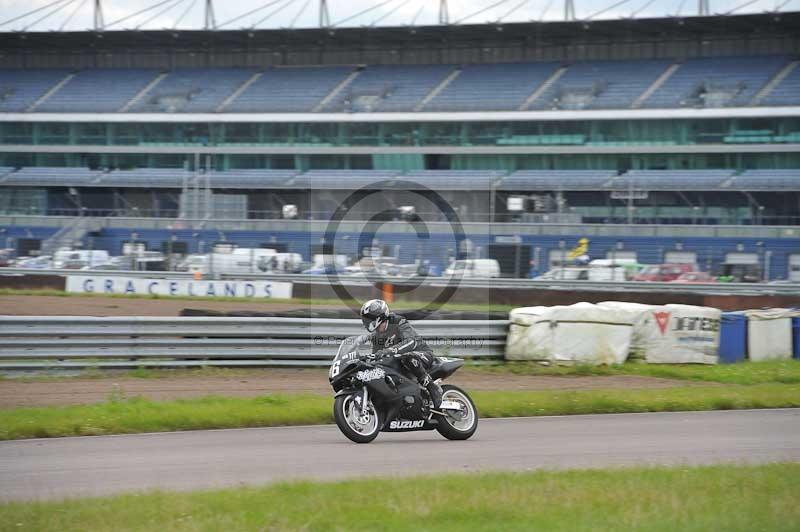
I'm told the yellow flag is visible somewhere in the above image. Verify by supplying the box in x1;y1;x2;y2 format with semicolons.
567;238;589;260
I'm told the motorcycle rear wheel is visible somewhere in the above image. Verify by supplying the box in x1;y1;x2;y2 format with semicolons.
435;384;478;441
333;393;382;444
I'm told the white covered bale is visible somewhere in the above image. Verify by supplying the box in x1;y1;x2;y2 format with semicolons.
745;308;799;361
505;303;633;365
640;304;722;364
596;301;656;360
505;306;550;361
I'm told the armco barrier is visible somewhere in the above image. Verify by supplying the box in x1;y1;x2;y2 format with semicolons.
0;317;508;370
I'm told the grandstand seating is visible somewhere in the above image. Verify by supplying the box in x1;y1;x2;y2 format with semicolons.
728;169;800;190
611;170;734;190
0;70;71;112
1;57;798;113
36;69;160;112
1;167;103;186
761;64;800;107
95;168;189;188
498;170;617;191
208;169;298;189
530;59;671;110
289;169;401;189
642;56;788;108
225;66;353;113
130;69;256;113
0;166;15;183
402;170;504;190
424;62;558;111
5;167;799;191
323;65;453;112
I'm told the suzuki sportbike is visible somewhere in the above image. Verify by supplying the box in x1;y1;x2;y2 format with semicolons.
328;335;478;443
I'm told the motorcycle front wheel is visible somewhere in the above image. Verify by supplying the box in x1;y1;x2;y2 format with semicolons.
333;393;382;444
435;384;478;441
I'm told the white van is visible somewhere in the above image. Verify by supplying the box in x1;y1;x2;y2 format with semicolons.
587;258;640;282
444;259;501;278
53;249;110;269
188;248;277;275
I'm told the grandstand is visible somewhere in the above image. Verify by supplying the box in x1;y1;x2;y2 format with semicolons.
0;9;799;280
1;55;799;114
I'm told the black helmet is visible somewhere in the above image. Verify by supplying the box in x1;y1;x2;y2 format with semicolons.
360;299;389;332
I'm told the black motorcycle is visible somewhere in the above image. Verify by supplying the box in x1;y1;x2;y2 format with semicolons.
328;334;478;443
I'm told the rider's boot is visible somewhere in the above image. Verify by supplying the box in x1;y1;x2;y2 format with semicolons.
421;374;442;409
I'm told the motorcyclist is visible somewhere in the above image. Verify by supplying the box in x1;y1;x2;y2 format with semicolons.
360;299;443;409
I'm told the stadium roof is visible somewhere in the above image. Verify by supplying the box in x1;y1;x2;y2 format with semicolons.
0;12;797;53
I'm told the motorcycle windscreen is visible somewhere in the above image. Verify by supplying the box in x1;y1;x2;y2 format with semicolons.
329;334;372;380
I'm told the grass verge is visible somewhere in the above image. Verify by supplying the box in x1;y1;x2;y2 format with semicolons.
1;383;798;440
477;359;800;385
1;464;798;531
4;360;798;384
0;288;514;312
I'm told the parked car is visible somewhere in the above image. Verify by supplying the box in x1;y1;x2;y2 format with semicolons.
633;263;698;282
82;263;124;271
15;255;52;269
302;265;340;275
670;271;717;283
717;263;763;283
533;267;589;281
0;248;15;267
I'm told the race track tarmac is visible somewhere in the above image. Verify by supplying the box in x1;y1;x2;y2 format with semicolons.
1;408;798;501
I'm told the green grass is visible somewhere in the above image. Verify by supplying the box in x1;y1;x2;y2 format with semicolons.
6;360;798;384
0;366;275;382
477;359;800;385
0;288;515;311
1;464;798;531
2;384;798;440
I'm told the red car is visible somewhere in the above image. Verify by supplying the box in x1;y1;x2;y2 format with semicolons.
633;263;698;282
670;272;717;283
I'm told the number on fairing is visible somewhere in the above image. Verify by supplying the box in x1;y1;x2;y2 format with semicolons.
330;360;341;378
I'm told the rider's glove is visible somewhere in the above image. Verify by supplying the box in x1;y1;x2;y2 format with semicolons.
374;348;394;359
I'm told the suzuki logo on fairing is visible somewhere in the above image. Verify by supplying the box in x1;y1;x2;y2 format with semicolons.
389;420;424;429
356;368;386;382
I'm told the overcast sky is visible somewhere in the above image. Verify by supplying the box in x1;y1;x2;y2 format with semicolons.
0;0;796;32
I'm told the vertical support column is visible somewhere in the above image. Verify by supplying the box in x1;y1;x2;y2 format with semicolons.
205;155;212;221
205;0;216;29
193;152;200;228
564;0;575;21
94;0;104;30
439;0;449;24
319;0;330;27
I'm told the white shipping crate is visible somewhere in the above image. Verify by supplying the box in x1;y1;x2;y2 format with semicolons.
746;309;798;361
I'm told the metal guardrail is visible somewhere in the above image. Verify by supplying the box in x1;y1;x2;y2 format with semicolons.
3;267;800;295
0;317;508;370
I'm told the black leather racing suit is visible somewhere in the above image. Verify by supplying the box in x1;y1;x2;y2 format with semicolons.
370;313;436;389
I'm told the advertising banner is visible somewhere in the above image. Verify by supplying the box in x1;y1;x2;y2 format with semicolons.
66;275;293;300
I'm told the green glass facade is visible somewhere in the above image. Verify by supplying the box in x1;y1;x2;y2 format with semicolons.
0;117;798;171
2;117;799;147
